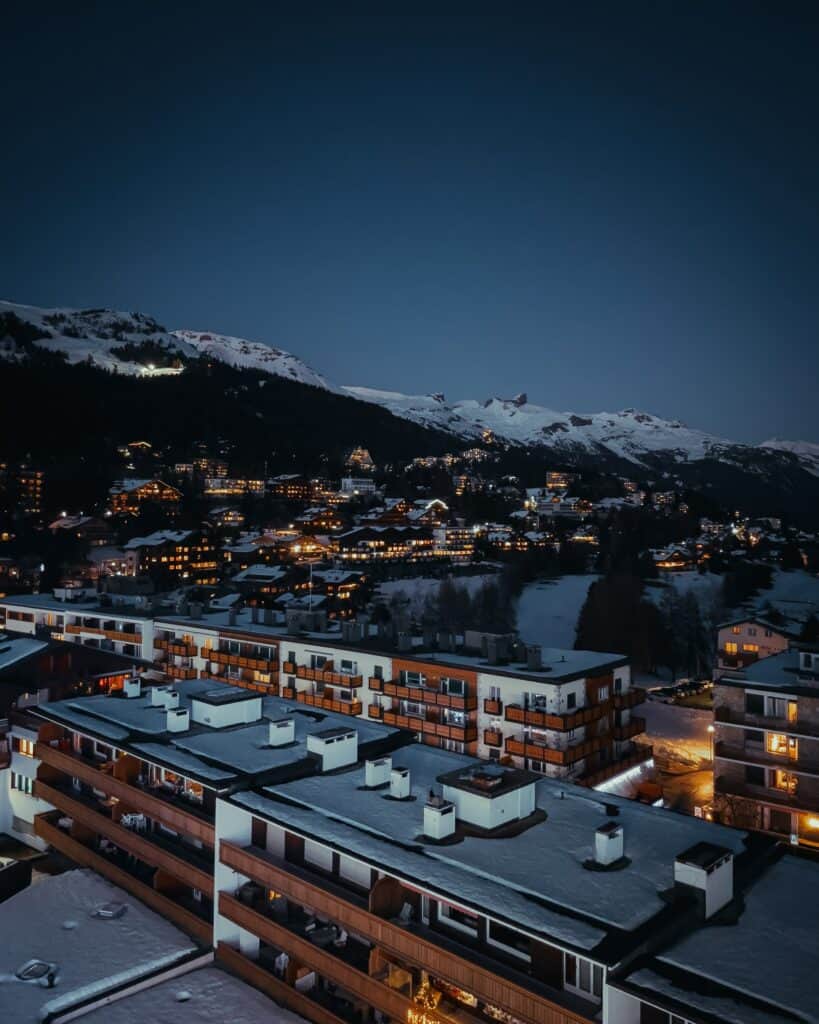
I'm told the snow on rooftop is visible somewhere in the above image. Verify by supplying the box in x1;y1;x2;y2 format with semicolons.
0;869;196;1023
238;747;747;944
0;636;47;672
76;966;308;1024
654;855;819;1023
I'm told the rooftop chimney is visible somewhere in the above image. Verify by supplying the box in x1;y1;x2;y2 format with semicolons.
594;821;624;866
390;766;411;799
268;717;295;747
166;707;190;733
151;685;172;707
674;843;734;919
306;728;358;772
123;677;141;699
526;644;542;671
424;799;456;840
365;757;392;788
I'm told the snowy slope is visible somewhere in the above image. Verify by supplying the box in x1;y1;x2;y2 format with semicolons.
760;438;819;477
0;299;196;375
173;329;335;390
343;386;732;464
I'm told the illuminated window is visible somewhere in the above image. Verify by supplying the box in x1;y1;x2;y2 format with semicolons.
731;625;741;634
724;642;738;655
772;769;798;794
18;738;35;757
742;643;759;653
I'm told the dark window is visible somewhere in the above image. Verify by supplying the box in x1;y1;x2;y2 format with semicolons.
567;693;577;710
251;817;267;849
745;729;764;744
746;764;765;786
488;920;530;955
745;693;764;714
639;1005;670;1024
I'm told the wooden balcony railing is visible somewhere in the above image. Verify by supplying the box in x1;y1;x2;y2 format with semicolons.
219;844;591;1024
36;742;215;844
505;704;606;731
382;681;478;711
368;676;385;691
484;698;503;716
382;712;477;743
611;689;646;710
294;665;364;687
368;704;383;719
612;717;646;741
166;665;197;680
504;735;605;765
216;943;349;1024
207;649;277;673
35;813;211;944
220;893;412;1020
34;779;213;895
65;624;142;644
295;693;363;716
484;729;503;747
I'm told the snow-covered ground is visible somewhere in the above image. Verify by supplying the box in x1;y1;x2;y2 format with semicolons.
375;573;498;618
749;568;819;627
643;571;723;611
516;575;599;648
641;699;713;768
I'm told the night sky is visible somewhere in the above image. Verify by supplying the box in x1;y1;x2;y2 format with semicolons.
4;5;818;443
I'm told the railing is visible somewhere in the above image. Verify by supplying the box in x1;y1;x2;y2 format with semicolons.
219;842;593;1024
155;639;198;657
368;704;383;719
484;729;503;747
294;665;364;687
220;893;412;1020
217;943;349;1024
382;712;477;743
382;681;478;711
612;717;646;741
35;742;215;843
612;689;646;710
65;624;142;645
505;704;606;731
368;676;385;691
714;706;811;735
207;649;277;672
504;735;605;765
484;698;503;716
295;693;363;717
715;742;818;774
35;813;211;944
166;665;197;680
34;779;213;895
714;775;819;812
580;743;653;788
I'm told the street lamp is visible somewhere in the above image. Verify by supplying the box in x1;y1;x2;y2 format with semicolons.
707;723;715;760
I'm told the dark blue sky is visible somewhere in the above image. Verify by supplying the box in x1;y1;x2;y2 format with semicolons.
4;5;818;442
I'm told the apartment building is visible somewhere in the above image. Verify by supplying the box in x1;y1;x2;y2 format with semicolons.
8;673;819;1024
109;477;182;514
125;529;220;585
714;616;796;674
713;643;819;848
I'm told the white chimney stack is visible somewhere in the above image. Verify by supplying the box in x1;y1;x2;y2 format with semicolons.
390;767;411;799
365;757;392;788
595;821;624;866
424;800;456;840
674;843;734;919
166;707;190;733
269;718;296;747
123;677;141;699
151;685;171;706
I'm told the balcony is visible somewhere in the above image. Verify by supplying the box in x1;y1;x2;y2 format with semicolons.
612;688;646;710
367;704;383;719
34;777;213;894
35;812;211;944
295;692;363;717
219;893;411;1021
219;842;595;1024
484;729;503;747
714;742;819;776
382;681;478;711
36;742;215;844
714;706;815;736
368;676;384;691
714;775;819;813
484;698;503;716
382;712;477;743
155;639;198;657
206;649;277;673
612;716;646;741
504;734;605;765
580;743;653;787
217;943;352;1024
165;664;197;680
718;651;759;669
505;704;607;731
65;624;142;645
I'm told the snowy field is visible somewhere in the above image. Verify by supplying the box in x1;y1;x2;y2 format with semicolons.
375;574;498;618
749;568;819;625
516;575;599;649
644;571;722;610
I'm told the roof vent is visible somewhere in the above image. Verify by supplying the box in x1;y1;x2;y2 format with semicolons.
365;756;392;788
151;685;173;707
92;901;127;919
166;707;190;733
15;959;58;985
424;799;456;840
595;822;624;865
674;843;734;919
123;677;141;699
390;766;411;799
306;728;358;772
268;717;295;747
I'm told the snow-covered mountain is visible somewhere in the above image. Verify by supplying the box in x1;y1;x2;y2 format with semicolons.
2;299;815;472
173;330;334;390
760;439;819;478
342;386;733;465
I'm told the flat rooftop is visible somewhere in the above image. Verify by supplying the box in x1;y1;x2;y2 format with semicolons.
35;679;399;788
0;593;155;620
234;743;749;954
76;965;307;1024
0;869;196;1023
624;854;819;1024
719;648;819;693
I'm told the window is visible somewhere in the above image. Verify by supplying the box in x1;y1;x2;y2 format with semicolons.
765;696;789;719
13;737;35;757
725;642;738;655
564;954;603;1000
339;658;358;676
766;733;797;759
745;764;765;786
438;901;479;934
566;692;576;710
401;670;426;688
597;685;609;701
731;626;742;634
441;677;465;696
748;627;757;636
614;677;623;693
745;693;764;714
771;769;798;794
310;654;327;670
745;729;764;745
742;643;759;653
11;771;34;795
487;920;530;959
373;665;383;680
489;685;501;702
404;701;425;719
